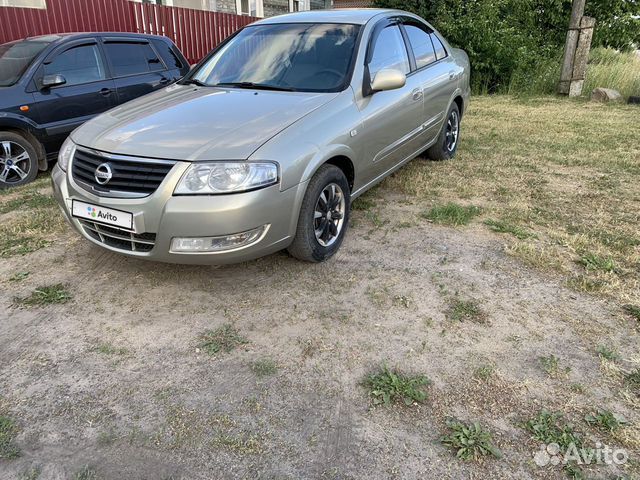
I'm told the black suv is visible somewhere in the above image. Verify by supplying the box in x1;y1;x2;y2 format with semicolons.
0;33;190;187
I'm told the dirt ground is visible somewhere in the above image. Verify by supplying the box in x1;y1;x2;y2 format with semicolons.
1;97;639;479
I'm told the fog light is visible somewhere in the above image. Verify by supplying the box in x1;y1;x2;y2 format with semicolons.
170;225;268;253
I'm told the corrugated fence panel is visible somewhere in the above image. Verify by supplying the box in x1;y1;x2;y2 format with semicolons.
0;0;258;64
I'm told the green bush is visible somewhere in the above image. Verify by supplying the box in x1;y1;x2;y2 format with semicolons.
372;0;640;94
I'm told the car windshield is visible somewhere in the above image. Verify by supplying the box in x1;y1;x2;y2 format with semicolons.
0;39;51;87
190;23;361;92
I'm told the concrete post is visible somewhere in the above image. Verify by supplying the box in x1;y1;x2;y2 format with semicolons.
558;0;586;95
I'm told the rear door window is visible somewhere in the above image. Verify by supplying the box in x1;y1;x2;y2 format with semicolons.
43;44;106;86
431;34;448;60
404;24;437;69
103;41;164;77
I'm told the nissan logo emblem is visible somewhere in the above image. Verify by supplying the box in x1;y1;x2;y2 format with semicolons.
94;163;113;185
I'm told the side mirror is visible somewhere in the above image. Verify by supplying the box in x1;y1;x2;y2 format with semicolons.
41;74;67;88
370;68;406;93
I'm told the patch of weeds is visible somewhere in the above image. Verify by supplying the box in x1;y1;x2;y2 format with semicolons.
97;429;118;446
441;420;502;460
19;466;41;480
569;383;585;394
0;191;56;214
524;410;583;450
421;203;481;226
446;298;487;324
15;284;71;307
392;294;411;308
623;304;640;321
92;342;128;356
363;365;430;407
473;365;496;381
0;209;63;257
211;433;263;454
584;409;627;432
563;463;586;480
578;253;617;273
484;219;535;239
364;210;387;227
352;197;376;211
250;358;278;378
9;271;30;282
539;354;570;379
0;415;20;459
624;368;640;393
73;465;98;480
596;345;619;361
198;324;248;355
0;235;51;257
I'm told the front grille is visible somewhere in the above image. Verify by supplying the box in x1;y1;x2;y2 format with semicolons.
72;148;177;197
79;220;156;252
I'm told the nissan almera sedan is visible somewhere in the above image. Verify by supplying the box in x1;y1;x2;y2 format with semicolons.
52;9;470;264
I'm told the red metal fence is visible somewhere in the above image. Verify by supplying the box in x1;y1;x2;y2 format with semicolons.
0;0;258;64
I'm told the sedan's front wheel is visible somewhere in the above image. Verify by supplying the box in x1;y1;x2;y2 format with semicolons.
288;164;350;262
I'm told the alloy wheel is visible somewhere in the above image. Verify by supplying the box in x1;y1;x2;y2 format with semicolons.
0;141;31;184
444;110;459;153
314;182;346;247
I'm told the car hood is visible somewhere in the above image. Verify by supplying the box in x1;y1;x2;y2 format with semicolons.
71;84;338;161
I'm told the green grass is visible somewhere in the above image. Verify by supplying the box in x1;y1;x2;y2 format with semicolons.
441;421;502;460
363;365;430;407
596;345;619;361
524;410;583;450
539;354;570;379
352;196;376;211
623;304;640;321
584;409;627;432
446;298;487;323
421;203;481;226
92;342;128;356
198;324;248;355
16;284;71;307
19;467;41;480
0;191;57;215
250;358;278;377
73;465;98;480
578;253;617;273
473;364;496;381
0;415;20;459
625;368;640;392
484;218;535;239
9;271;30;282
584;47;640;100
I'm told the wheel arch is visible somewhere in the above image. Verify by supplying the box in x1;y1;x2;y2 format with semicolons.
0;122;47;170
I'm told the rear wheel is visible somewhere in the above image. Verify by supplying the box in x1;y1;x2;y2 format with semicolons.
288;164;350;262
0;131;39;188
426;103;461;161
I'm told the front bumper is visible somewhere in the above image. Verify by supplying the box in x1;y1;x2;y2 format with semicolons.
51;162;308;264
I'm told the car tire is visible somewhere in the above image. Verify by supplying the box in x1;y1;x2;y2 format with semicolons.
0;131;39;188
288;164;351;263
426;103;461;161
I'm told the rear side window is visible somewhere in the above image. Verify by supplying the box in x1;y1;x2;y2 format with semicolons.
368;25;410;79
104;42;164;77
44;44;106;86
404;25;436;69
431;34;447;60
151;38;184;69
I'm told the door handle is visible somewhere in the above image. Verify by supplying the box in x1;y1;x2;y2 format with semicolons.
100;88;112;96
449;71;456;80
159;77;170;85
412;88;423;101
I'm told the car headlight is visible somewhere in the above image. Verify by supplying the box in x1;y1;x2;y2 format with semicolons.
58;137;76;172
174;161;278;194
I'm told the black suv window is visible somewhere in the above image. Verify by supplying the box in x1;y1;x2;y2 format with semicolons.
43;44;106;86
151;38;184;70
104;41;164;77
431;34;448;60
404;24;436;69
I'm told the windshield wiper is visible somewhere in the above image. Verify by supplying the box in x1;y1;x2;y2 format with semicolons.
213;82;295;92
182;78;209;87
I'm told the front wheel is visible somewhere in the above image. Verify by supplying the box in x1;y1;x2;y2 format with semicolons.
288;164;350;262
0;131;39;188
426;103;461;161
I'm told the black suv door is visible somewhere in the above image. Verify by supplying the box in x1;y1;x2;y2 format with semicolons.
30;39;118;149
102;38;173;105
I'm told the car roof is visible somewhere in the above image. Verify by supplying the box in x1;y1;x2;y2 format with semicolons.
16;32;168;45
253;8;397;26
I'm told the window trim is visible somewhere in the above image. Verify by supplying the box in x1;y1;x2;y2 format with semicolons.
101;38;169;80
363;18;411;96
397;17;449;77
35;39;109;90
